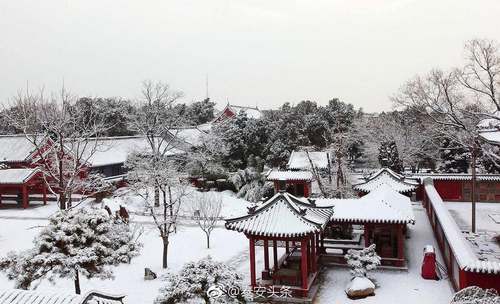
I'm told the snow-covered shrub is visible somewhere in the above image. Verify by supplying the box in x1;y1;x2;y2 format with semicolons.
0;207;141;293
450;286;499;304
344;244;381;277
155;256;247;304
230;168;273;203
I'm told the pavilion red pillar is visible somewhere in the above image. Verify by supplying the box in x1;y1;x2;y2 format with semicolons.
300;237;308;291
285;241;289;254
307;236;312;273
0;193;2;205
249;237;256;288
320;232;325;253
22;185;28;209
364;224;370;247
316;233;320;253
42;182;47;205
273;240;278;270
311;234;316;273
397;224;404;267
263;240;270;273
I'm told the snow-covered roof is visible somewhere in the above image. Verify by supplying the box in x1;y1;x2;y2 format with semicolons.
287;151;331;170
0;168;40;184
411;173;500;182
479;129;500;145
86;136;185;167
0;289;125;304
267;170;313;181
318;184;415;225
423;180;500;274
225;192;332;238
229;105;262;119
353;168;419;193
477;112;500;145
214;104;262;122
169;127;207;147
0;135;38;163
477;111;500;129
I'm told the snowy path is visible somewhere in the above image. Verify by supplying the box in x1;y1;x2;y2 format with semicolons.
315;203;454;304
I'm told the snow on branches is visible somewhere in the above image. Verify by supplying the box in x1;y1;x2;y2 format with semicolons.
344;244;381;278
155;256;246;304
0;207;141;294
450;286;499;304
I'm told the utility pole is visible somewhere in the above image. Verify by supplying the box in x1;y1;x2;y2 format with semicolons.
205;74;209;100
471;144;477;233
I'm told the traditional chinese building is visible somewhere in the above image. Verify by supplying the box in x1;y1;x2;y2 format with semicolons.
266;170;313;197
286;151;332;172
225;191;332;299
353;167;419;196
0;168;48;208
318;184;415;267
212;103;262;123
412;174;500;203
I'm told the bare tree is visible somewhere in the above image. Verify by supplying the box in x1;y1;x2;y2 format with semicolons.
126;153;189;269
128;80;186;207
457;39;500;112
191;192;223;249
393;39;500;232
5;87;111;210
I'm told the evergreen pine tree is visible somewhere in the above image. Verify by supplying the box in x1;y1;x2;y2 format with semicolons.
438;139;469;173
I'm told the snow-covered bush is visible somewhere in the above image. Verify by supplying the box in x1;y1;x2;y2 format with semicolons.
230;168;273;203
344;244;381;277
450;286;499;304
0;207;141;294
155;256;247;304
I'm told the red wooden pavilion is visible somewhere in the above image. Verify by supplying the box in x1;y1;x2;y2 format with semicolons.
225;191;332;298
0;168;47;208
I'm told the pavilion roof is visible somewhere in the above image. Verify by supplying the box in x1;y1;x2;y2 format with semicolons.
0;168;40;185
353;168;419;193
318;184;415;225
266;170;313;181
0;289;125;304
287;151;331;170
225;192;332;238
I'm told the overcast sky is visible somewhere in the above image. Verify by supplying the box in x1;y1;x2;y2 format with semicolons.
1;0;499;112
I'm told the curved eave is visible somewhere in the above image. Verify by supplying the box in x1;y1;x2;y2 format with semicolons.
331;217;415;225
225;222;322;238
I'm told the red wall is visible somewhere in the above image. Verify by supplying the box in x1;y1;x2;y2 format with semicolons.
462;270;500;293
434;180;463;201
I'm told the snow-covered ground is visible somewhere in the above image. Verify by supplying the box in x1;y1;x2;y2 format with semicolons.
0;193;455;304
315;204;454;304
445;201;500;232
0;189;252;303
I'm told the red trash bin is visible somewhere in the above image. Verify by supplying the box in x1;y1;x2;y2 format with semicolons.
421;245;438;280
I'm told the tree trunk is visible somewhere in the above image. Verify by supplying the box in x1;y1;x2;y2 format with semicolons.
162;236;169;269
59;137;66;210
471;146;477;233
206;232;210;249
154;185;160;207
74;270;81;294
